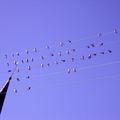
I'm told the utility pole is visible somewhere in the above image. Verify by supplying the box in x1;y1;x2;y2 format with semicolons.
0;77;12;114
0;65;17;115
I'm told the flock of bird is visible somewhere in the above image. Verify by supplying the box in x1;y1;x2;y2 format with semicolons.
1;28;119;93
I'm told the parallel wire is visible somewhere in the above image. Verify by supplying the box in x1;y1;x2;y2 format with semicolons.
18;60;120;79
1;29;120;57
0;29;120;94
0;29;120;81
1;73;120;95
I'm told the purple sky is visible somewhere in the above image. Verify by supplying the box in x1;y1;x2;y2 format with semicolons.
0;0;120;120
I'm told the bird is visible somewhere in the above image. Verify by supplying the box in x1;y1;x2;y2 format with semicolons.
80;56;85;60
45;45;50;49
60;42;64;47
87;45;90;48
25;50;29;54
41;64;44;68
8;70;12;72
47;63;50;67
58;51;62;56
26;76;30;79
71;49;76;52
14;89;17;93
16;78;20;81
14;61;16;65
98;33;102;37
90;43;95;47
17;68;20;72
14;61;19;65
41;56;44;60
88;54;92;59
72;68;77;72
16;52;20;56
100;52;105;55
61;60;66;63
67;68;71;74
6;62;9;67
21;59;24;63
55;61;59;65
68;40;72;43
71;58;75;62
27;86;31;91
100;42;104;46
26;58;29;63
31;58;34;62
33;48;37;52
108;50;112;53
114;29;118;34
5;54;7;59
93;53;97;56
28;66;31;71
66;50;70;54
50;53;54;56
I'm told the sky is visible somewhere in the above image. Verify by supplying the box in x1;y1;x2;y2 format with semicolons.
0;0;120;120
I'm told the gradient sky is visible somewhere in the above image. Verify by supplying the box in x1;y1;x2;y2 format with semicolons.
0;0;120;120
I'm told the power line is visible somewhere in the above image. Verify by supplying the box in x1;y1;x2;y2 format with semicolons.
11;60;120;80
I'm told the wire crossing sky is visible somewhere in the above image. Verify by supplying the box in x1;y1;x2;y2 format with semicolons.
0;0;120;120
0;29;118;90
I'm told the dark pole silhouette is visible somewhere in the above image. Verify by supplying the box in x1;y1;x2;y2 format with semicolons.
0;77;12;114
